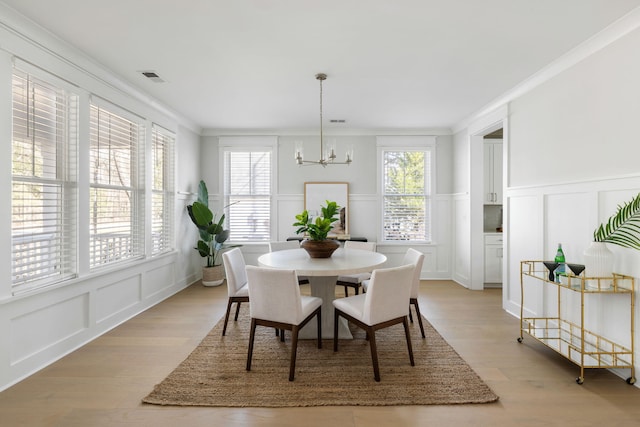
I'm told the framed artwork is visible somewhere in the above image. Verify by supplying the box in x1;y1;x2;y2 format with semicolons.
304;182;349;237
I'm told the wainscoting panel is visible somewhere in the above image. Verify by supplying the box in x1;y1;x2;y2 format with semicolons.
433;196;452;275
143;263;176;299
10;294;89;365
505;193;542;317
545;192;592;263
505;175;640;383
452;196;470;287
96;275;141;324
375;244;437;280
1;255;190;392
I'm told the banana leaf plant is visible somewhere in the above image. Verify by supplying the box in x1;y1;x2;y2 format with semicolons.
187;180;238;267
593;192;640;250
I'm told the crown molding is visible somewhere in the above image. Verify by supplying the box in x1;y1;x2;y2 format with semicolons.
452;6;640;134
0;3;201;135
201;127;452;137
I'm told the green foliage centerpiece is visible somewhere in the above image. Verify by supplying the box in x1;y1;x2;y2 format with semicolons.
293;200;341;258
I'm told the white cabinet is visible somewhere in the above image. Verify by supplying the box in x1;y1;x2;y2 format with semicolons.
483;140;503;204
484;234;503;284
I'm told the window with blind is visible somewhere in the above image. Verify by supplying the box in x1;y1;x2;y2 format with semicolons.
223;150;271;242
11;69;78;293
89;102;144;268
382;149;432;242
151;126;175;255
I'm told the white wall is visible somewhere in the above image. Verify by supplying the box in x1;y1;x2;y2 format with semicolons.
509;25;640;188
0;7;201;391
505;25;640;381
199;133;454;279
451;130;471;286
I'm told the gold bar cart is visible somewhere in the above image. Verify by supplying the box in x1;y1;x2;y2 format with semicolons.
518;260;635;385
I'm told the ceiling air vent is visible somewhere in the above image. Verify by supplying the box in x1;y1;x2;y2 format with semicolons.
140;71;165;83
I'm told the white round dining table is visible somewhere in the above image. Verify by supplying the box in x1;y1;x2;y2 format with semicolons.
257;247;387;339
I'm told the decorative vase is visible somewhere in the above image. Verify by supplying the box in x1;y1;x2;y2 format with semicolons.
583;242;613;290
300;239;340;258
202;265;225;287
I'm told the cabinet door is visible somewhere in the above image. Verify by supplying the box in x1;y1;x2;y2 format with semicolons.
493;143;503;203
484;244;503;283
483;141;503;205
483;143;494;203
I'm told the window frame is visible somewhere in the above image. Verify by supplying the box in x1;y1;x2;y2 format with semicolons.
219;136;276;243
150;124;175;256
377;136;436;244
10;65;79;295
88;97;145;269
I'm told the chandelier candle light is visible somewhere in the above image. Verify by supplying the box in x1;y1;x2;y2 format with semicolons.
295;73;354;167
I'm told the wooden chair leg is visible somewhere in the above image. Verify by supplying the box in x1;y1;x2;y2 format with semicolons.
246;319;257;371
403;316;415;366
222;299;233;336
408;305;414;323
344;286;349;297
368;327;381;382
411;299;426;338
289;326;299;381
316;309;322;349
234;301;242;321
280;329;285;342
333;310;340;352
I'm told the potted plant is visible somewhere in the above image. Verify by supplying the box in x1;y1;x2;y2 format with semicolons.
584;192;640;288
293;200;341;258
187;180;237;286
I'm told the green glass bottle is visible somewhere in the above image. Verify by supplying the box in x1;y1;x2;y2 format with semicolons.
554;243;565;281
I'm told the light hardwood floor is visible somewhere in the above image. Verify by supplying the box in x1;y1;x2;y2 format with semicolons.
1;280;640;427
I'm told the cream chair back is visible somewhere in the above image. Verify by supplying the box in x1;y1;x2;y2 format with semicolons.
245;266;303;324
362;264;414;325
344;240;376;251
268;240;300;252
222;248;247;298
403;248;425;299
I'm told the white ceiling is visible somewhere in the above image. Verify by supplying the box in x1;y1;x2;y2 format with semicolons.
3;0;640;132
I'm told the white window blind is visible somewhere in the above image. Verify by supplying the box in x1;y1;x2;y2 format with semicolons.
382;150;431;242
224;150;271;241
89;102;144;268
11;69;78;293
151;125;175;255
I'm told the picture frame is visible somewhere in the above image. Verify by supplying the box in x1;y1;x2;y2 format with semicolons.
304;182;349;237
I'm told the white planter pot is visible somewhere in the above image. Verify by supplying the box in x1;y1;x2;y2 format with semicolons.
583;242;613;290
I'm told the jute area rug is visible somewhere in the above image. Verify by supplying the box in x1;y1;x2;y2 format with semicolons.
143;305;498;407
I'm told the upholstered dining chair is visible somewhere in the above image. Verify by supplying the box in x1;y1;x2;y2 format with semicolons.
362;248;426;338
404;248;426;338
245;266;323;381
221;248;249;336
333;264;415;382
336;240;377;297
268;241;309;284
